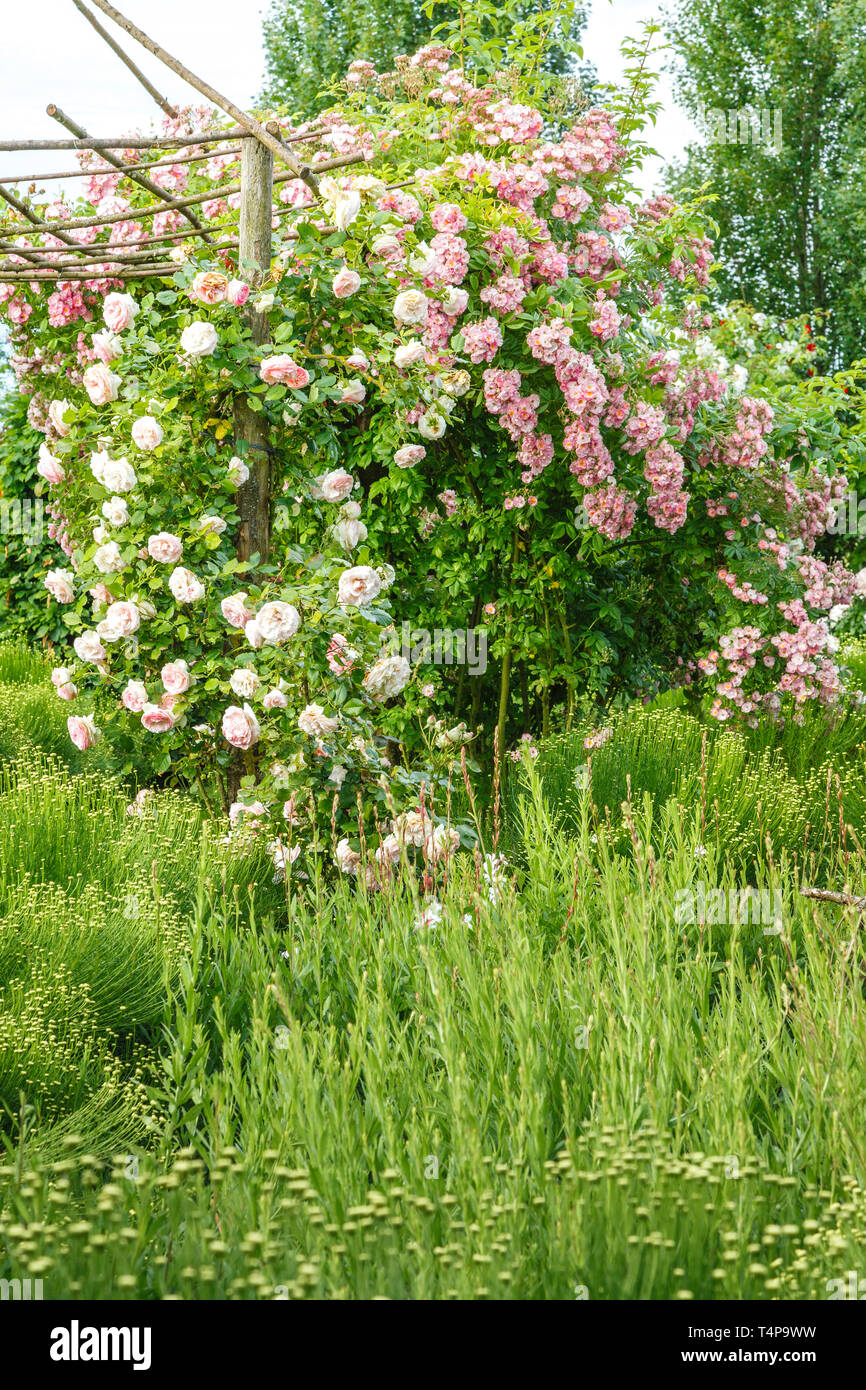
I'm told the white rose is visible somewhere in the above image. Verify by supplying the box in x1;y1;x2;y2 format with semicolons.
180;321;218;357
418;410;447;440
48;398;72;436
255;600;301;645
131;415;164;451
362;655;411;701
337;565;381;608
394;341;425;369
297;702;339;738
101;496;129;526
393;289;429;325
230;667;261;699
93;541;125;574
102;456;137;493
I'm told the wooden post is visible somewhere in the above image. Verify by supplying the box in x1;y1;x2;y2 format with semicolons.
233;136;273;566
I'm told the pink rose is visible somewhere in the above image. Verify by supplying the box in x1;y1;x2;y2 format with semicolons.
394;444;426;469
263;688;288;709
67;714;100;750
102;292;138;333
56;682;77;701
37;444;65;485
337;565;382;608
190;271;228;305
259;355;310;388
221;591;253;628
141;702;176;733
148;532;183;564
320;468;355;503
161;659;190;694
222;702;261;749
332;266;362;299
122;680;148;712
101;600;140;639
48;398;72;436
131;416;164;451
92;330;122;364
83;363;121;406
44;568;75;603
227;278;250;307
340;379;366;404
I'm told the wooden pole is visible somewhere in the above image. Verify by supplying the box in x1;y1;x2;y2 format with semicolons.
233;137;274;567
71;0;178;118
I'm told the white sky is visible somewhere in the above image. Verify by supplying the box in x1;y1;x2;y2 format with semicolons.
0;0;698;193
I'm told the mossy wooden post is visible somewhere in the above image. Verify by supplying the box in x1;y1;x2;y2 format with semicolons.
233;135;273;565
228;136;273;802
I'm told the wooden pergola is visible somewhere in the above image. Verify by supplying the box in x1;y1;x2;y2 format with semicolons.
0;0;370;572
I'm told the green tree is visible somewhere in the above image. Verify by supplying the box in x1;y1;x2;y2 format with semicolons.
663;0;866;368
260;0;589;114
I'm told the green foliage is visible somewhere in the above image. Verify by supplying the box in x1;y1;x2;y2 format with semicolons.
260;0;589;114
664;0;866;368
0;389;67;646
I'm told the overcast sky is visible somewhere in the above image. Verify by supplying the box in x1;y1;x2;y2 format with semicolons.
0;0;698;191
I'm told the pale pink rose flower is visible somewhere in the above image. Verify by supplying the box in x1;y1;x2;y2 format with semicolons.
220;591;253;628
255;601;300;645
83;364;122;405
298;702;338;738
394;341;425;369
441;286;468;316
334;516;367;551
67;714;100;750
230;667;260;699
394;444;426;469
222;702;261;749
190;270;228;304
245;619;264;649
340;379;366;404
56;682;78;701
131;415;164;451
92;329;122;364
101;600;140;639
102;456;137;493
148;532;183;564
37;444;65;485
393;289;429;325
320;468;355;503
93;541;125;574
180;321;218;357
122;680;149;712
227;456;249;486
89;582;113;607
346;350;370;370
48;398;72;436
141;702;176;733
335;837;361;875
161;659;190;694
332;266;362;299
337;565;382;607
168;566;205;603
362;655;411;701
102;291;138;333
259;354;310;388
51;665;73;687
262;688;288;709
73;630;107;664
227;278;249;307
44;568;75;603
102;496;129;526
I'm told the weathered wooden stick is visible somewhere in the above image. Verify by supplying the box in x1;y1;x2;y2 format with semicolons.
0;130;252;152
800;886;866;912
1;145;243;185
71;0;178;118
0;165;300;239
47;104;211;242
0;235;238;269
0;182;86;251
0;264;176;281
84;0;317;189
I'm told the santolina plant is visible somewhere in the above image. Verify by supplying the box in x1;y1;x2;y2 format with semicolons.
0;24;859;870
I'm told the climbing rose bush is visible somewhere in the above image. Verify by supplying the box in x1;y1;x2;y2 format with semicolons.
0;33;858;876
